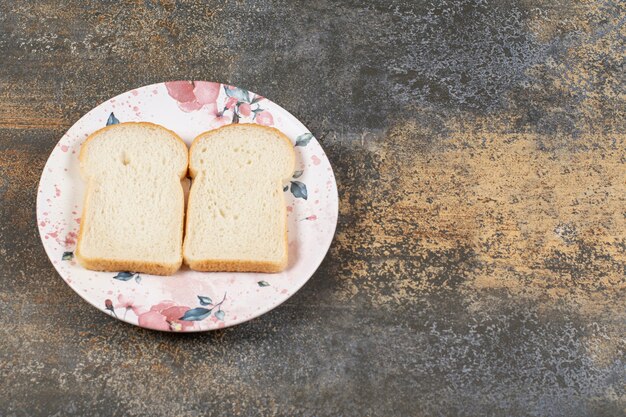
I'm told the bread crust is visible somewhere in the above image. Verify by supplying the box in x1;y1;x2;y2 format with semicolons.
184;123;295;273
188;123;295;178
186;258;287;273
75;256;182;276
75;122;188;276
78;121;189;177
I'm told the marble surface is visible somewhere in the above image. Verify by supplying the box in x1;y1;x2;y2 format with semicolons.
0;1;624;416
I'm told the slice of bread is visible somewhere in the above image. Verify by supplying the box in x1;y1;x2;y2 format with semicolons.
76;122;188;276
183;124;295;272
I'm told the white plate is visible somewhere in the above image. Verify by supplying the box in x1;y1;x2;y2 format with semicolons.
36;81;338;332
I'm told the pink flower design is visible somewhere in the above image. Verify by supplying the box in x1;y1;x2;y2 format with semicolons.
165;81;220;113
225;96;238;110
137;311;169;331
137;300;195;331
204;102;219;117
178;100;203;112
193;81;220;104
256;110;274;126
116;294;146;316
104;299;117;318
205;100;227;126
165;81;195;102
212;114;230;128
239;102;252;117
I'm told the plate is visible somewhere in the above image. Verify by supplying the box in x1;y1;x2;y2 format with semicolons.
36;81;338;332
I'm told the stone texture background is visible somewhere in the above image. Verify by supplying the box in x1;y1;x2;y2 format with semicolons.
1;1;625;416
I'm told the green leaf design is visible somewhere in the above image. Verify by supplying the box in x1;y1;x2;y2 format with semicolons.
106;112;120;126
134;275;142;284
214;310;225;320
258;281;270;287
225;86;250;103
232;111;239;124
62;251;74;261
295;133;313;147
292;170;303;178
290;181;308;200
198;295;212;306
283;185;288;192
179;307;212;321
113;271;134;281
